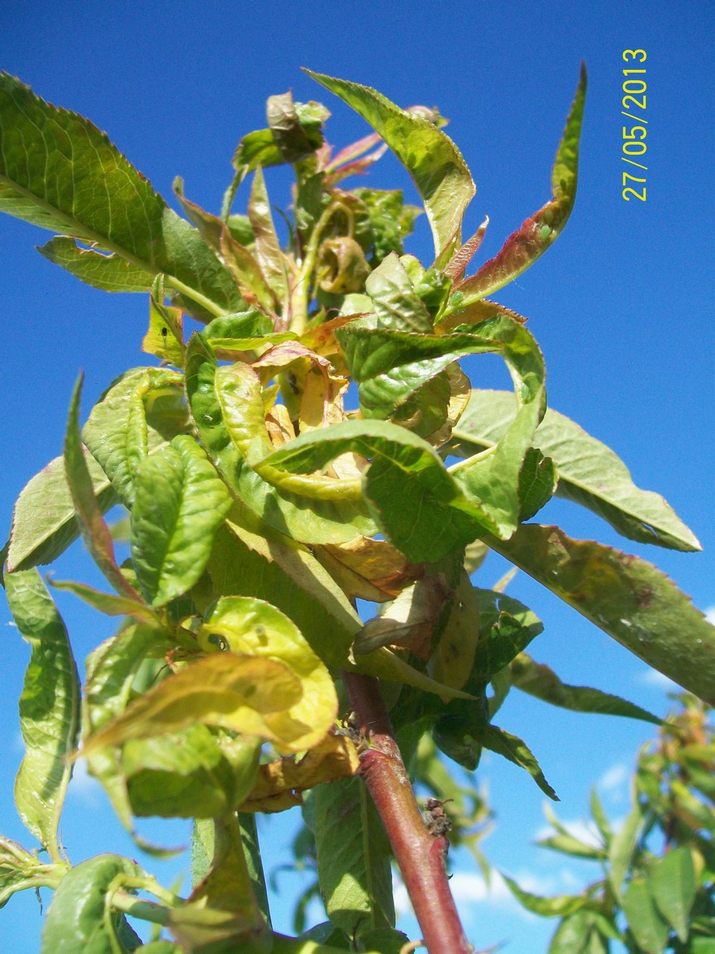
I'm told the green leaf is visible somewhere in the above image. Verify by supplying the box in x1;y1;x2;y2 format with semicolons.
649;846;696;942
490;524;715;704
208;518;470;702
364;253;433;332
622;878;670;954
589;789;613;844
248;167;290;300
607;798;644;900
0;72;244;319
123;727;260;819
6;451;117;572
314;777;395;938
306;69;475;259
197;596;338;752
518;448;558;520
238;813;272;928
502;873;587;916
548;912;613;954
82;367;188;509
41;854;142;954
454;65;586;302
261;417;478;561
0;836;65;908
536;832;605;860
131;436;231;606
452;389;701;551
5;570;79;856
49;578;159;625
185;335;375;545
38;236;155;292
64;375;142;600
511;653;661;724
337;315;546;540
82;651;306;755
83;623;179;854
481;724;558;800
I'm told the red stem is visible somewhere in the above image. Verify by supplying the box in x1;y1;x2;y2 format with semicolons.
344;672;472;954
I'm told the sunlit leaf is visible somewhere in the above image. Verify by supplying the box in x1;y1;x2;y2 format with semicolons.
242;734;359;813
453;389;700;551
248;166;290;300
64;375;142;599
41;854;142;954
481;724;558;800
49;577;159;625
511;653;661;724
4;570;79;855
198;596;338;752
0;73;243;318
502;873;587;916
607;798;644;900
490;524;715;703
185;334;375;545
548;912;613;954
39;236;154;292
454;65;586;302
306;69;475;259
82;652;306;755
314;777;395;939
0;836;65;908
143;284;185;366
6;450;117;572
82;366;188;508
311;537;420;603
131;435;232;606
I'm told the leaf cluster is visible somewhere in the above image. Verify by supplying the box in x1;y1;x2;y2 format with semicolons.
0;64;712;951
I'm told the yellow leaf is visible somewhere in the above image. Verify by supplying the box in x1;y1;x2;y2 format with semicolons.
199;596;338;751
81;653;304;755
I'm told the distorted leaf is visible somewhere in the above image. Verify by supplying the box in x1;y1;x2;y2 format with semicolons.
39;236;154;292
82;652;305;755
354;572;451;657
242;733;359;813
198;595;338;751
311;537;421;602
455;65;586;302
143;287;185;366
123;726;260;818
306;70;475;258
428;570;481;690
82;366;188;508
4;570;79;855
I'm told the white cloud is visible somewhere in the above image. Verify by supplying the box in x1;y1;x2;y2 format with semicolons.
598;761;629;795
705;605;715;625
638;668;678;690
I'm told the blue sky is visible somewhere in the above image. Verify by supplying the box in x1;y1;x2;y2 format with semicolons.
1;1;713;951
